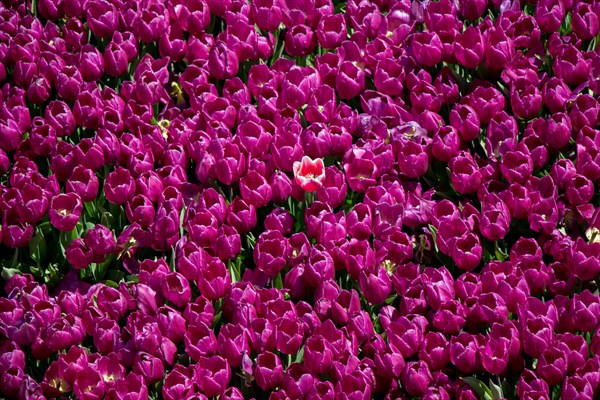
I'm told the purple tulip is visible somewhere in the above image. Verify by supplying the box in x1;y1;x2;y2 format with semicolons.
516;369;550;399
208;41;239;80
73;365;106;400
105;167;135;205
49;192;83;232
401;361;432;397
537;347;567;386
163;365;194;400
359;266;392;305
285;24;317;57
387;316;424;359
418;332;450;371
254;351;284;391
66;166;100;202
449;332;480;374
304;335;335;375
317;14;347;49
569;238;600;281
336;61;365;100
133;352;164;385
553;45;589;86
161;272;192;309
65;238;93;270
454;26;485;69
449;152;482;194
218;323;251;367
572;2;600;40
93;317;120;354
411;31;443;67
85;224;116;260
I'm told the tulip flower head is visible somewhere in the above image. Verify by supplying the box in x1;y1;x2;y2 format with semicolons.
293;156;325;193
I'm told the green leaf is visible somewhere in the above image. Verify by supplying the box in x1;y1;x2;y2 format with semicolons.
84;201;97;219
59;228;79;257
274;272;283;289
43;263;61;287
105;280;119;288
295;345;305;363
489;378;504;400
461;377;493;400
29;228;47;265
1;267;21;281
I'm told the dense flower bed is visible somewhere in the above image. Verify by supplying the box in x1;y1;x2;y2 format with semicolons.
1;0;600;398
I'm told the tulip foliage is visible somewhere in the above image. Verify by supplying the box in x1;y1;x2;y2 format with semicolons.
1;0;600;399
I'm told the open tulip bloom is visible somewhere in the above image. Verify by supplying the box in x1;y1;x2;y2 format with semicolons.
3;0;600;399
293;156;326;193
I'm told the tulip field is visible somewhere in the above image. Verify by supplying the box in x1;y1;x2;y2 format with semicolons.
1;0;600;398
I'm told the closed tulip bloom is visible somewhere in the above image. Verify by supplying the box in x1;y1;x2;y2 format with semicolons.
93;318;120;354
239;171;272;208
66;166;99;202
553;45;589;86
317;14;347;49
196;256;231;301
253;230;288;277
449;152;482;194
411;31;443;67
336;61;365;100
419;332;450;371
432;126;460;162
535;0;565;33
218;323;251;367
449;103;480;142
162;365;194;400
255;351;284;391
537;347;567;386
565;175;594;206
184;322;218;362
208;41;239;80
397;140;429;178
304;335;335;375
79;45;104;82
450;332;480;374
432;300;467;335
85;0;118;38
56;65;82;101
66;238;93;270
387;317;424;358
481;337;509;375
192;356;231;398
569;238;600;281
359;266;392;305
16;184;48;224
401;361;432;397
27;75;51;104
85;224;116;258
454;26;485;69
104;41;129;77
211;141;246;186
479;196;511;241
571;2;600;40
213;225;240;261
105;167;135;205
162;272;192;309
251;0;282;31
133;352;164;385
285;25;317;57
561;376;594;400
